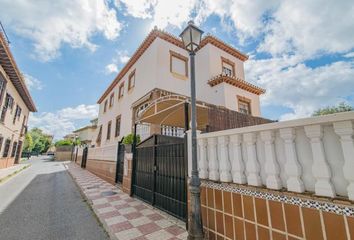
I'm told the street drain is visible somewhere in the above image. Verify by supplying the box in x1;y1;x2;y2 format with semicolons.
101;191;118;197
87;185;100;189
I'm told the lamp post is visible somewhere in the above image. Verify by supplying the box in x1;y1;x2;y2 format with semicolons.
180;20;204;240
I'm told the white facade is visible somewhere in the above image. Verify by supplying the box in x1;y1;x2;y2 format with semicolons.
96;30;263;148
0;65;30;164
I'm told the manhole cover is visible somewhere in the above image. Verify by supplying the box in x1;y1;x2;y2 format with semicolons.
101;191;118;197
86;185;100;189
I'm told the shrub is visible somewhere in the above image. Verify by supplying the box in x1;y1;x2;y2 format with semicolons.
122;134;141;145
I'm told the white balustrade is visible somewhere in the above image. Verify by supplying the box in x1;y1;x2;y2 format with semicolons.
279;128;304;193
188;112;354;200
244;132;262;186
261;130;282;189
218;136;232;182
197;138;208;179
304;125;335;197
207;137;219;181
333;121;354;200
229;134;246;184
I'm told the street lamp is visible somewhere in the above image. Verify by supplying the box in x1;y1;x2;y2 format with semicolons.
180;20;204;240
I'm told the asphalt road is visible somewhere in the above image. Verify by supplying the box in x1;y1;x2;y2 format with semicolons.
0;156;109;240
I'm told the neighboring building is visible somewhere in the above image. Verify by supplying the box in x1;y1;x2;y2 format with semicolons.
0;30;37;169
95;28;265;148
73;118;98;146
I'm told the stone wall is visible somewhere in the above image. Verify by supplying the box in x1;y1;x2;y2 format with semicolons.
85;159;116;184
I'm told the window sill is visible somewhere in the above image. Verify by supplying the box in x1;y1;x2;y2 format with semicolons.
171;72;188;80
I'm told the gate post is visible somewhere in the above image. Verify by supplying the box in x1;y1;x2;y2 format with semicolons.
122;152;133;195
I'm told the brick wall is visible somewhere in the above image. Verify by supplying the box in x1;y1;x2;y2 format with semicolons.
85;159;116;184
199;181;354;240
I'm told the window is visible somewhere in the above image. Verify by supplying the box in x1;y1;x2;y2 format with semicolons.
13;105;21;124
115;115;121;137
2;139;11;158
221;57;235;76
5;93;14;110
109;93;114;108
118;83;124;99
0;74;6;107
11;141;17;157
237;96;251;115
103;100;108;113
107;121;112;140
128;70;135;90
170;50;188;78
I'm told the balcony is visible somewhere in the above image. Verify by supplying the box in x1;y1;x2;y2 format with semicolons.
207;74;266;95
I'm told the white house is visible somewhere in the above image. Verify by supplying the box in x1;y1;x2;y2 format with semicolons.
0;30;36;169
95;28;265;148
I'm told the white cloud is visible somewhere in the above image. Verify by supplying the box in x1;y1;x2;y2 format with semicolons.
23;73;43;91
116;0;156;19
246;58;354;120
344;52;354;58
105;63;119;74
0;0;122;61
105;50;130;74
258;0;354;57
28;104;99;139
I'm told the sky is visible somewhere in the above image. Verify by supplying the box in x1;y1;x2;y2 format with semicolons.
0;0;354;139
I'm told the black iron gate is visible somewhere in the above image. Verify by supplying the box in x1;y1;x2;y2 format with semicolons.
81;147;88;168
115;141;125;184
132;134;187;221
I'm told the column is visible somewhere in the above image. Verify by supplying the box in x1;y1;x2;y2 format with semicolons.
197;138;208;179
208;137;219;181
244;133;262;186
279;128;304;193
333;121;354;200
304;125;335;197
229;134;246;184
260;130;282;189
218;136;232;182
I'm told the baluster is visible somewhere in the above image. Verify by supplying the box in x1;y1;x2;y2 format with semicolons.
198;138;208;179
229;134;246;184
218;136;232;182
304;125;335;197
208;137;219;181
244;133;262;186
261;130;282;189
333;121;354;200
280;128;304;192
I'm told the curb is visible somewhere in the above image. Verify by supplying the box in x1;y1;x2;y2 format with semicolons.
64;163;118;240
0;164;31;184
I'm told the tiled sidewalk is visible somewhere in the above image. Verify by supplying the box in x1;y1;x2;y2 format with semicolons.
66;163;187;240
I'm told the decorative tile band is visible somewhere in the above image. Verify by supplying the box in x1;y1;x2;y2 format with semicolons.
201;180;354;217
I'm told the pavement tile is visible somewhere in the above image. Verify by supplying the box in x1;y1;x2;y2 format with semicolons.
115;228;143;240
66;163;187;240
97;206;116;214
145;229;174;240
105;215;127;226
110;221;134;233
130;216;152;227
124;211;143;220
137;222;161;235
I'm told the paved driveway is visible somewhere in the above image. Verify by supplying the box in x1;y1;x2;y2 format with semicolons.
0;156;109;240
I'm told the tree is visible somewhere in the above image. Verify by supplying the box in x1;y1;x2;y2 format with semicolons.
55;138;81;147
23;133;33;152
312;102;354;116
26;128;53;153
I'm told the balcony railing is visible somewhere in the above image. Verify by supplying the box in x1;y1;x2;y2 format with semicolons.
187;111;354;200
